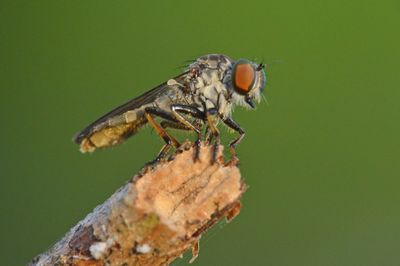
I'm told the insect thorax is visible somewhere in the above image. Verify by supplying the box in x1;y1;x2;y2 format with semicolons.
185;54;235;118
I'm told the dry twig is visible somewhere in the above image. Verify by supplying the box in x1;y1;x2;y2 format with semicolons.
29;142;246;266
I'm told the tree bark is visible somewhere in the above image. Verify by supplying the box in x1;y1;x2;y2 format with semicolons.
29;142;246;266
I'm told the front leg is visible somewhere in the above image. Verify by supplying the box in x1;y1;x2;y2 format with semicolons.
221;116;245;165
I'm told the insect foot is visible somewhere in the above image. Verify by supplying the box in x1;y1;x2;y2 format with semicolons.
225;146;240;167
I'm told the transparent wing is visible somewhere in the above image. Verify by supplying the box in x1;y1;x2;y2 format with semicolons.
74;71;189;144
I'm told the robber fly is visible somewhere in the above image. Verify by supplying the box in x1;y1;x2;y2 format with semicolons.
74;54;266;162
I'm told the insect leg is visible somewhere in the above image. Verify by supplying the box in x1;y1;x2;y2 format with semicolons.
204;126;213;143
204;108;220;163
171;104;205;161
205;108;219;138
221;116;245;165
144;107;180;161
170;104;204;135
160;120;191;131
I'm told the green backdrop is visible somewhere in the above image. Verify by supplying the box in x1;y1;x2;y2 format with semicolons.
1;1;399;265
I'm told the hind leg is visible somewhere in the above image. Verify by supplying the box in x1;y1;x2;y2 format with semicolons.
144;107;180;162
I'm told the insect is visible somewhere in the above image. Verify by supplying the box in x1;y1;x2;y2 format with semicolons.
74;54;267;163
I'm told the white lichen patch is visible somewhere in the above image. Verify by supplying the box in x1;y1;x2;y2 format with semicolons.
89;242;107;259
89;238;115;259
135;243;152;254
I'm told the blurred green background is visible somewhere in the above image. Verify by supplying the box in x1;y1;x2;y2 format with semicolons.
1;0;399;265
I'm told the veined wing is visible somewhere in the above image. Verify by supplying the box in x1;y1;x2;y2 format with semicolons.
74;72;189;152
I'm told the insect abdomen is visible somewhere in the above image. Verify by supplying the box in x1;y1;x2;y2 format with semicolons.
77;108;149;153
79;115;148;153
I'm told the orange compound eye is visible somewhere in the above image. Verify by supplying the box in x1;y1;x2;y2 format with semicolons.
232;60;256;94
